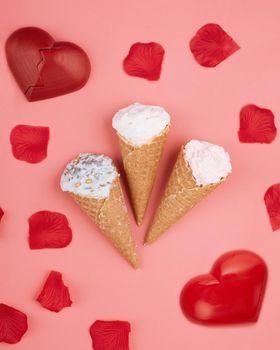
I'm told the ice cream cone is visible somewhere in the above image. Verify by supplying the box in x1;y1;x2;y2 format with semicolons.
117;126;169;225
61;154;139;269
145;143;230;244
112;103;171;225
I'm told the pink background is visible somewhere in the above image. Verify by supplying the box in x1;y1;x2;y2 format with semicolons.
1;0;280;348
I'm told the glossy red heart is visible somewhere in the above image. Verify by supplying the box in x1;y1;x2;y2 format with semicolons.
5;27;91;101
180;250;267;325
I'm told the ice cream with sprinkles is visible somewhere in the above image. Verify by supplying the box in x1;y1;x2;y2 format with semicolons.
60;153;139;268
60;153;118;198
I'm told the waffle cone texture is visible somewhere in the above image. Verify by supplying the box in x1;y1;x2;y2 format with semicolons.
145;146;225;244
117;126;170;225
67;176;139;268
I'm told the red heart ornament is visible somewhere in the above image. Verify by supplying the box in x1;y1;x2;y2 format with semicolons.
180;250;267;325
5;27;91;101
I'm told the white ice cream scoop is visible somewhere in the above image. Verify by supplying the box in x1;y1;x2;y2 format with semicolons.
184;140;232;186
112;102;170;146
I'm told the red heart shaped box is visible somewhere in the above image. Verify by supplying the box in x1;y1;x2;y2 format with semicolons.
180;250;267;325
5;27;91;101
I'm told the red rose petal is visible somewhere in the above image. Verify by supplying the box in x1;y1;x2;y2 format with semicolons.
90;320;131;350
239;104;277;143
0;208;4;223
37;271;72;312
189;23;240;67
123;42;165;80
0;304;28;344
28;210;72;249
10;124;50;163
264;184;280;231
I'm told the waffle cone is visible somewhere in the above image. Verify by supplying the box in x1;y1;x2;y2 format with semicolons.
117;126;170;225
67;177;139;268
145;146;225;244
